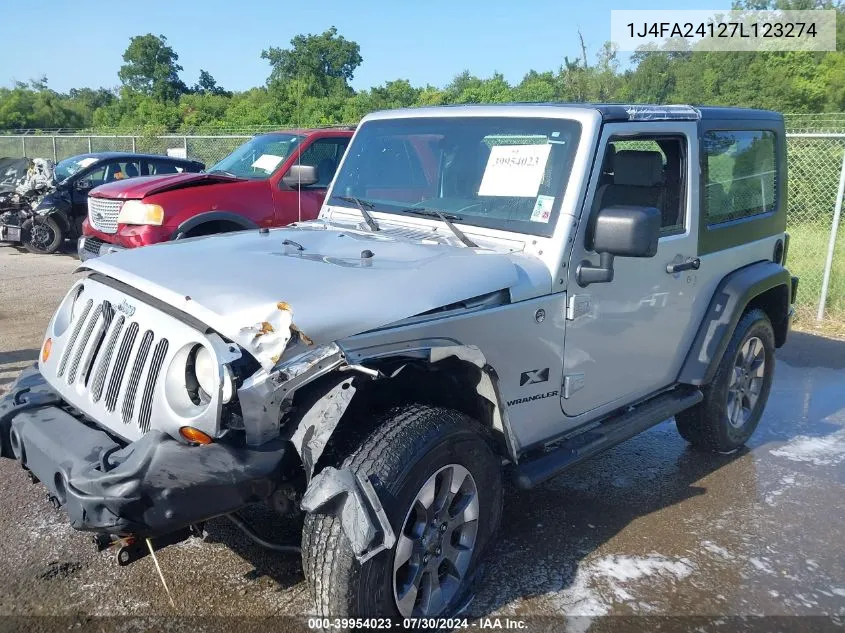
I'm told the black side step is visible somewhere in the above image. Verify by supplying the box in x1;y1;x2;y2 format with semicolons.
514;388;703;489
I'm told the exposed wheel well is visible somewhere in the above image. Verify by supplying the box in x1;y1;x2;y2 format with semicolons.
299;357;508;476
182;220;248;237
746;283;790;347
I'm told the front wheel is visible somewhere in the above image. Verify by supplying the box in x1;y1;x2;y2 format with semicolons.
676;308;775;452
22;216;63;254
302;405;503;619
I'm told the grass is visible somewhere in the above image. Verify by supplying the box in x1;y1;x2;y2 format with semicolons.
785;221;845;334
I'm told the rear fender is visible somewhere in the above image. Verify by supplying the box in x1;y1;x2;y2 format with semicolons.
678;261;792;386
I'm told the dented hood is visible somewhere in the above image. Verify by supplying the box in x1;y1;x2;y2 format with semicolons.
79;225;526;369
89;172;242;200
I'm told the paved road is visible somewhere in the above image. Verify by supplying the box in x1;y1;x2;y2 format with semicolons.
0;245;843;623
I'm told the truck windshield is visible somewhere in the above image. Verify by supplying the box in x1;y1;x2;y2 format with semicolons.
208;133;304;180
330;117;581;236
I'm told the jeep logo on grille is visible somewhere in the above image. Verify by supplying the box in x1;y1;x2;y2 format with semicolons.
116;299;136;317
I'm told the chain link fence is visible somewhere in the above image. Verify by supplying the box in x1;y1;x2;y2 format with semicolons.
0;134;253;167
0;123;843;328
785;132;845;326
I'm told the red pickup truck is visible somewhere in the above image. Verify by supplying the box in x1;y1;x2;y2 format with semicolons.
79;127;353;260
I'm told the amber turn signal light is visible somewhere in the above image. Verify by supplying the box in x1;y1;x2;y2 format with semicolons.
179;426;213;445
41;338;52;363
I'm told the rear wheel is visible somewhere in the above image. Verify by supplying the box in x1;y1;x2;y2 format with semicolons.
301;404;502;620
676;308;775;452
23;216;63;254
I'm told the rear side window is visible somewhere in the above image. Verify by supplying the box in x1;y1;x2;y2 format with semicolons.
704;130;776;225
146;160;184;175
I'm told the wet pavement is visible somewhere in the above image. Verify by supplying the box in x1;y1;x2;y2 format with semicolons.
0;246;843;624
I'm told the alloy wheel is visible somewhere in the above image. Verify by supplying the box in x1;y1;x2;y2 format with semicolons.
392;463;479;618
727;336;766;429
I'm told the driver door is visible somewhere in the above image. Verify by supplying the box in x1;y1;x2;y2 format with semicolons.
273;137;350;223
561;121;701;418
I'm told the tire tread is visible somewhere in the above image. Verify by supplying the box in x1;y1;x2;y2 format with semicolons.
302;404;498;618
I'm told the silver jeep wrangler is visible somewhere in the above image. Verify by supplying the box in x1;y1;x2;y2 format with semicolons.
0;104;798;619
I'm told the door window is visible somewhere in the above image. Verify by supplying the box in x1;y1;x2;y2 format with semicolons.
88;160;142;184
294;138;350;187
593;136;687;235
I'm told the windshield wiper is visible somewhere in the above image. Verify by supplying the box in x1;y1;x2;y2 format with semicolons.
402;208;477;248
207;169;242;178
331;195;380;232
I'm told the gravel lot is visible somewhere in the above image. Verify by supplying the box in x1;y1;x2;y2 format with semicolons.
0;244;843;626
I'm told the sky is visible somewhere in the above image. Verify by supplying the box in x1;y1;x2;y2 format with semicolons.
0;0;732;94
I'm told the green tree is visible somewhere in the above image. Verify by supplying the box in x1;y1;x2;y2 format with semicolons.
514;71;558;102
261;26;362;98
118;34;187;102
193;70;229;96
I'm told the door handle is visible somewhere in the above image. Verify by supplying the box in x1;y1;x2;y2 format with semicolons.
666;257;700;274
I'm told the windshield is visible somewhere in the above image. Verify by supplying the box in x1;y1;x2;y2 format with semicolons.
330;117;581;236
55;156;100;182
208;133;303;180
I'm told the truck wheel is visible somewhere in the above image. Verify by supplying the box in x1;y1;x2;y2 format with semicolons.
302;404;502;619
22;217;63;254
676;308;775;452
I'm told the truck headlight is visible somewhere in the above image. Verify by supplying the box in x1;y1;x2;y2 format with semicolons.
117;200;164;226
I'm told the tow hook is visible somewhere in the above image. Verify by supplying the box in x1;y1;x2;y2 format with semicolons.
90;527;199;566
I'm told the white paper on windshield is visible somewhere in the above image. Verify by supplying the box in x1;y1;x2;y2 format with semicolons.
77;157;98;168
530;195;555;223
251;154;284;173
478;144;551;197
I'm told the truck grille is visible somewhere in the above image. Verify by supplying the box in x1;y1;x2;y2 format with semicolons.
41;278;223;442
87;197;123;234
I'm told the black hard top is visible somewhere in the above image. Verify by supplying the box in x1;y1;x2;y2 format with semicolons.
62;152;202;163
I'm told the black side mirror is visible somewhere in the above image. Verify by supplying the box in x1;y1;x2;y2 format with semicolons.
577;206;661;286
75;179;92;191
282;165;319;188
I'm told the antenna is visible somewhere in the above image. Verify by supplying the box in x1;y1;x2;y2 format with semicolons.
296;76;303;223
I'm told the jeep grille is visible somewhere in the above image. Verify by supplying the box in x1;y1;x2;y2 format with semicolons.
56;299;168;437
87;197;122;234
42;279;222;442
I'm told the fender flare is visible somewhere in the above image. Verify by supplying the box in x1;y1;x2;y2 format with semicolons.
172;211;259;239
678;260;791;386
289;343;515;563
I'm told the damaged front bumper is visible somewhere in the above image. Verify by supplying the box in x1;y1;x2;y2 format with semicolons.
0;365;288;537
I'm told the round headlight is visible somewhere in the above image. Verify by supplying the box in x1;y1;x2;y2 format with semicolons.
52;283;84;338
188;344;234;404
194;346;217;397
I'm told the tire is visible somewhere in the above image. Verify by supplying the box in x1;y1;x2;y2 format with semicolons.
302;404;503;620
22;217;63;254
676;308;775;452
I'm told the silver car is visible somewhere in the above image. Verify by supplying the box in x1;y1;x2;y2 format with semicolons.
0;104;797;620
